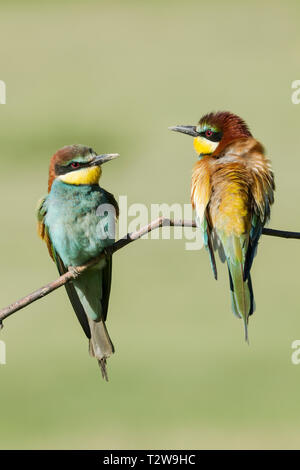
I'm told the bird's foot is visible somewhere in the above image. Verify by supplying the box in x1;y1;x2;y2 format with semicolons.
68;266;80;279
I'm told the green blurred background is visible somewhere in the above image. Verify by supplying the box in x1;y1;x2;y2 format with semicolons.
0;0;300;450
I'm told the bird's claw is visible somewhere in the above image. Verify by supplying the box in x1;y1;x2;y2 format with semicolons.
68;266;80;279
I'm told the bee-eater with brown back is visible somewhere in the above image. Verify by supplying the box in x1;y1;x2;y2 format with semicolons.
170;112;275;341
37;145;119;380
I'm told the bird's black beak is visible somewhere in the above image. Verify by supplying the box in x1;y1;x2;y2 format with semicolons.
169;126;198;137
90;153;119;166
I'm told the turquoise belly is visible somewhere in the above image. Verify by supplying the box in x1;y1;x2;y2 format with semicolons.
45;180;116;267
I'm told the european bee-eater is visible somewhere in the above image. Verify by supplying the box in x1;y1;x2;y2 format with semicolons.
37;144;119;380
170;112;275;340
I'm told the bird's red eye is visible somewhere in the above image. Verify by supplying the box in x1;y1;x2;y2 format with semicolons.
205;129;213;138
71;162;80;168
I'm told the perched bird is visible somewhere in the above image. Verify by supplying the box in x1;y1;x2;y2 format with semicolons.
170;112;275;340
37;144;119;380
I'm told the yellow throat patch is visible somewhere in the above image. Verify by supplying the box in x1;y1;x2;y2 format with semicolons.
193;136;218;156
59;166;101;185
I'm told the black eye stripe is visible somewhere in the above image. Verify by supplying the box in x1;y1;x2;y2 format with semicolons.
55;161;90;176
199;130;222;142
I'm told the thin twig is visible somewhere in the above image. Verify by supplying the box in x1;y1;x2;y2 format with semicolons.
261;227;300;239
0;218;298;325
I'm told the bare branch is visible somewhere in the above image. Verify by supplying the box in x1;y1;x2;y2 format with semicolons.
0;218;298;325
261;227;300;239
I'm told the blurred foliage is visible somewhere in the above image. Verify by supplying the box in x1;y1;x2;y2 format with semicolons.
0;0;300;449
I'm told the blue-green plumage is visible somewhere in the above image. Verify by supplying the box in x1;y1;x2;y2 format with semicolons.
196;213;217;280
37;145;119;380
45;180;115;268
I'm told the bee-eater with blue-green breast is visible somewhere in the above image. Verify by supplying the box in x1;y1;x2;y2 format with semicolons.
37;145;119;380
170;112;275;341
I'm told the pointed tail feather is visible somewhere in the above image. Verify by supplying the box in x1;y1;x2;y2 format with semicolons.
97;358;109;381
221;233;254;341
228;261;253;341
243;315;249;344
227;265;240;319
88;318;114;381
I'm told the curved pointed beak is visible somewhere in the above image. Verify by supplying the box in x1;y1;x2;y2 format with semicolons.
169;125;198;137
90;153;119;166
